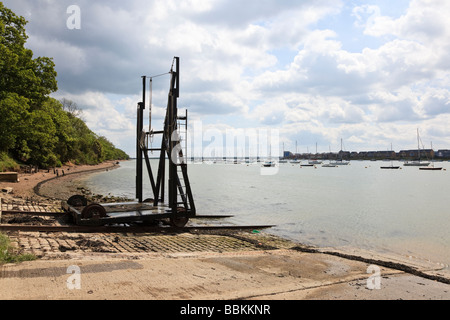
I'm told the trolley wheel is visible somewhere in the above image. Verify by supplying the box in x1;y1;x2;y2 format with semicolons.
67;195;87;207
170;216;189;228
170;207;189;228
81;203;107;220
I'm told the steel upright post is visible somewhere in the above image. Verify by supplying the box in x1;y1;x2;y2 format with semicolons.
168;58;179;213
136;76;146;203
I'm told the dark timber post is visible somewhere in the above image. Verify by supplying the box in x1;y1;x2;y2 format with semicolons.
168;57;179;213
136;76;146;203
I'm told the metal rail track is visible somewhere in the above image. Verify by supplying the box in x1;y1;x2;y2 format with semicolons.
1;210;232;219
1;200;272;233
0;206;267;233
1;210;64;217
0;224;275;234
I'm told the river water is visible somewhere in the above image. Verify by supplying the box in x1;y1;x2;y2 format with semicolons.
79;159;450;268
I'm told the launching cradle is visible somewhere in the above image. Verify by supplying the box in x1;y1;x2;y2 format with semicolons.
64;57;196;227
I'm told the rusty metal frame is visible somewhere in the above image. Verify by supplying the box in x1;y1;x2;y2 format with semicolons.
137;57;196;216
64;57;196;227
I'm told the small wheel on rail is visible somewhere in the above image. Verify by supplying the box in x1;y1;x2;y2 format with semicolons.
81;203;107;220
143;198;155;207
169;207;189;228
170;216;189;228
67;195;88;207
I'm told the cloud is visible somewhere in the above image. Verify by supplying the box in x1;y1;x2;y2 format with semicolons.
420;89;450;117
4;0;450;155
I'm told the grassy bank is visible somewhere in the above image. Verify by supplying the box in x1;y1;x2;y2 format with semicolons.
0;153;20;172
0;233;36;264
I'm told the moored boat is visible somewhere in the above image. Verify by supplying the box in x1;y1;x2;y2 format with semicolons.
381;165;400;169
262;161;275;167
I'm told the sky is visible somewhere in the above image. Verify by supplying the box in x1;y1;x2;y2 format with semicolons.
4;0;450;157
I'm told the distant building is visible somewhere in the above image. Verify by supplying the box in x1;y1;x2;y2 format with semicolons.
435;149;450;159
350;152;359;159
375;150;396;159
337;150;351;160
283;147;446;160
399;149;433;160
283;151;293;158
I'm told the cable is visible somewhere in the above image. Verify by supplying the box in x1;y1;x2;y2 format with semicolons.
149;78;152;133
145;71;171;79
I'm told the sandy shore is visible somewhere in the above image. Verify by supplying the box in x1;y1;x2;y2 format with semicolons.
1;161;119;202
1;161;450;301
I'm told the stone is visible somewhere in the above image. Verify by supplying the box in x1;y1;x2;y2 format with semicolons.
1;187;13;194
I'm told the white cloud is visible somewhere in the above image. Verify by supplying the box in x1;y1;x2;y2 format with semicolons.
352;4;398;37
420;89;450;117
4;0;450;155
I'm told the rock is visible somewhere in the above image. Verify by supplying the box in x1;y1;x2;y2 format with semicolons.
1;187;13;194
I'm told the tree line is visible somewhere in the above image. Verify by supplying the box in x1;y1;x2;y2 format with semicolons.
0;2;129;170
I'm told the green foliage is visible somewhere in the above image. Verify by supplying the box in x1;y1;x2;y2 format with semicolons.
0;152;19;172
0;92;30;153
62;111;129;165
0;3;57;107
0;3;129;168
98;136;130;162
0;233;36;264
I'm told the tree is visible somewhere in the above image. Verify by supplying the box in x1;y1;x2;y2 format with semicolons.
43;98;74;165
0;93;30;153
0;3;129;167
60;98;82;117
0;3;57;107
0;2;58;164
27;108;58;167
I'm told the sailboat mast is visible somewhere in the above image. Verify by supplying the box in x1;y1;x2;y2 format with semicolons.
417;128;420;161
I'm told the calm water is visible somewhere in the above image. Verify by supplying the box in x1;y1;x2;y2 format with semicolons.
79;159;450;267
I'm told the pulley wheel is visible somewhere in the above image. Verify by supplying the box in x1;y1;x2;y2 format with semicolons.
81;203;107;220
170;207;189;228
67;195;88;207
